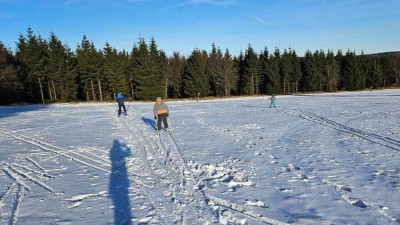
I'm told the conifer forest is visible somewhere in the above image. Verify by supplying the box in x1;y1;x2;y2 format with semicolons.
1;28;399;105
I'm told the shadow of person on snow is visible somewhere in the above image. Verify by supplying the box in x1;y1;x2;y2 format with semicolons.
109;140;132;225
142;117;157;131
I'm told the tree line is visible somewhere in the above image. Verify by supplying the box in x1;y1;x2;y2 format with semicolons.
1;28;399;105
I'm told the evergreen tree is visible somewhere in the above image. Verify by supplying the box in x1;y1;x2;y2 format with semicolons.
47;32;66;101
302;50;318;92
76;35;101;101
259;47;269;94
314;50;326;91
359;51;368;89
62;47;78;101
47;33;78;102
325;50;339;92
235;51;246;95
182;49;209;98
167;52;185;98
159;50;168;99
335;50;345;90
131;38;165;100
342;50;362;91
207;44;224;96
103;42;127;100
268;48;281;94
221;49;235;96
0;42;23;104
15;28;48;103
291;50;302;93
280;49;293;94
243;45;259;95
385;55;400;86
367;58;383;89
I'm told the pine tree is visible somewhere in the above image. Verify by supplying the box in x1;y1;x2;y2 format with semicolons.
182;49;209;98
291;50;302;93
259;47;269;95
335;50;345;90
367;58;383;89
325;50;339;92
235;51;246;95
76;35;100;101
15;28;48;103
47;32;65;101
342;50;362;91
167;52;185;98
314;50;326;91
243;45;259;95
268;48;281;94
280;49;293;94
62;47;78;101
221;49;235;96
47;33;79;102
302;50;318;92
131;38;164;100
359;51;368;90
385;55;400;87
0;42;23;104
103;42;127;100
206;44;224;96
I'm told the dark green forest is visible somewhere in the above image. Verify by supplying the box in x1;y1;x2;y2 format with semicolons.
1;28;399;105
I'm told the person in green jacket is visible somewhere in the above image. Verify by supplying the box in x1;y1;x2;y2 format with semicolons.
269;94;276;108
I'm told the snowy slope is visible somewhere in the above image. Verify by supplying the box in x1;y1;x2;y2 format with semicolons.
0;89;399;225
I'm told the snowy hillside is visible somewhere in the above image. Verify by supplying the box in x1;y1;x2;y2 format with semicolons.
0;89;399;225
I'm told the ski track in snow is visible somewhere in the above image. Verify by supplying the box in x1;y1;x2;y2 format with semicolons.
0;181;16;219
25;157;46;172
117;109;285;224
119;111;217;224
0;128;111;174
0;127;114;224
2;167;31;191
118;115;175;224
0;170;26;225
190;101;400;224
10;185;24;225
0;91;399;224
281;107;400;151
5;163;55;194
277;106;400;224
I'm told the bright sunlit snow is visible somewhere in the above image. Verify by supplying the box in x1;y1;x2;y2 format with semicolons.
1;90;399;225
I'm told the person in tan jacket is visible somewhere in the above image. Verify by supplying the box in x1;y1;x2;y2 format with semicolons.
153;97;169;132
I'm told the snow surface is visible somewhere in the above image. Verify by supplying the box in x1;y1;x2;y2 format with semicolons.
0;89;400;225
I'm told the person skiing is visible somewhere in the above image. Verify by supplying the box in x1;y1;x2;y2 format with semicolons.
153;97;169;133
116;93;127;116
269;93;277;108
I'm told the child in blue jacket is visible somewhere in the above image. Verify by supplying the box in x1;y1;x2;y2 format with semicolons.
116;93;127;116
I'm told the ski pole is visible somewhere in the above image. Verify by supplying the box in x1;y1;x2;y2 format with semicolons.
154;116;159;134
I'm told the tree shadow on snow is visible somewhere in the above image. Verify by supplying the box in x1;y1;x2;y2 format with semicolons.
109;140;133;225
0;105;48;119
142;117;157;131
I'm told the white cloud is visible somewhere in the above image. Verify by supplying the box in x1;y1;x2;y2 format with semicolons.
64;0;81;6
251;16;270;25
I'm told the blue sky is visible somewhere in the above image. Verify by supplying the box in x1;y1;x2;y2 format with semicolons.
0;0;399;56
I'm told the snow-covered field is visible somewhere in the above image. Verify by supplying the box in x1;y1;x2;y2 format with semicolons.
0;89;399;225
